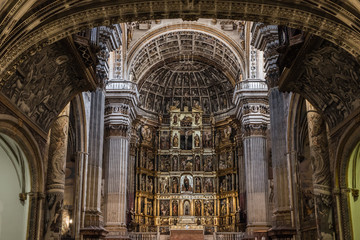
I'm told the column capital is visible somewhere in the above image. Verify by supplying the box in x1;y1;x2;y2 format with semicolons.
233;79;269;131
242;123;268;137
105;124;130;138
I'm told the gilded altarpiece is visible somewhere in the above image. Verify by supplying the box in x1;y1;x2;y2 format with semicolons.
134;107;240;235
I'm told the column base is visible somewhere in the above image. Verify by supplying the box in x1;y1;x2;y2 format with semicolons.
105;225;129;240
246;224;270;239
81;211;108;239
272;208;292;227
80;226;108;239
268;227;297;240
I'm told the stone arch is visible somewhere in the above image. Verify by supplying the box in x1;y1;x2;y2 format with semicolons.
0;114;44;239
63;94;88;237
1;0;359;76
287;94;316;238
334;113;360;240
126;22;247;82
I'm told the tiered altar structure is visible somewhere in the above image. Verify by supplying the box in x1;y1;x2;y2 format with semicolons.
134;106;241;236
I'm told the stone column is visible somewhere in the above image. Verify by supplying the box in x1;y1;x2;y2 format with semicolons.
104;125;130;238
81;89;108;239
251;23;296;239
127;136;138;226
268;88;294;228
44;103;70;239
243;123;270;234
233;78;270;237
74;151;88;239
306;101;334;240
103;80;138;239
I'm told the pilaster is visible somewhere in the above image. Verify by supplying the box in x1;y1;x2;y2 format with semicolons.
81;89;108;239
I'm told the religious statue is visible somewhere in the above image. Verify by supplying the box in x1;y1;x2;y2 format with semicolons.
160;201;169;216
203;130;212;148
194;113;200;125
140;151;146;168
205;178;213;192
173;133;179;147
148;159;154;171
172;201;178;216
185;157;193;171
172;156;178;171
226;153;232;168
195;177;201;193
182;176;191;191
194;134;200;147
172;177;178;193
141;175;146;191
147;177;153;193
195;200;201;216
206;156;213;171
147;202;153;215
181;157;186;170
204;201;214;216
160;178;169;193
221;201;227;216
181;176;193;191
223;125;231;139
195;155;201;171
173;114;178;124
141;126;153;143
220;178;226;193
184;201;190;215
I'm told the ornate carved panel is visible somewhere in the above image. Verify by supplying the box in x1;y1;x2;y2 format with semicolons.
1;41;88;131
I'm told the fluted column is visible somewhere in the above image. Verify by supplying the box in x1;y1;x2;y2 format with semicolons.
127;134;138;222
233;78;270;237
81;89;108;239
269;88;293;227
103;80;139;239
306;101;334;240
74;151;88;240
44;103;70;239
104;125;130;238
243;124;270;233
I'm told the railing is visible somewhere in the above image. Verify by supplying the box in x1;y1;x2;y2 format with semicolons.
234;79;267;91
129;232;158;240
214;232;253;240
106;80;138;91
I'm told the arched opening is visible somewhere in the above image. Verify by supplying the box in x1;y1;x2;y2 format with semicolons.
0;133;31;239
347;142;360;240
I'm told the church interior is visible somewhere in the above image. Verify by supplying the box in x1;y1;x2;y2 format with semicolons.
0;1;360;240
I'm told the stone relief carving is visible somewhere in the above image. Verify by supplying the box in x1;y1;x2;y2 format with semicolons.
293;43;360;128
1;41;87;131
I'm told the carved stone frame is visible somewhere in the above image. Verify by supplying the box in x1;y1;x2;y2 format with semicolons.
0;114;44;240
334;113;360;240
